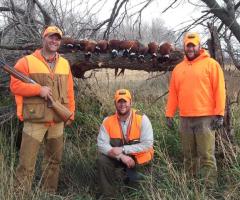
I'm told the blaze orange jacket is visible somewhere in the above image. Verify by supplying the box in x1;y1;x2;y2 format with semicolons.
103;110;154;165
10;49;75;122
166;49;226;117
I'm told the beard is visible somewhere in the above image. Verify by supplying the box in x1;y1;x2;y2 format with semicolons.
184;46;200;61
185;50;200;61
117;108;131;116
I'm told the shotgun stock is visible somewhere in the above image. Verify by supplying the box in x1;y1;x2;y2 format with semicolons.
0;59;73;122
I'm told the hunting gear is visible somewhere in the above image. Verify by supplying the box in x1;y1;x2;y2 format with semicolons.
165;32;226;187
97;89;154;199
0;59;73;122
10;25;75;193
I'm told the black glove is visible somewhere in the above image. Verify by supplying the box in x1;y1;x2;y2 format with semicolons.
211;115;224;130
166;117;174;129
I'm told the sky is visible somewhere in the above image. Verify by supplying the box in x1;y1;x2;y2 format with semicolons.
92;0;208;44
0;0;200;32
144;1;202;29
95;0;203;30
0;0;227;45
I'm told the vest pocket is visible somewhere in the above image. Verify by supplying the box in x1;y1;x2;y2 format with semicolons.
23;97;45;120
134;152;152;165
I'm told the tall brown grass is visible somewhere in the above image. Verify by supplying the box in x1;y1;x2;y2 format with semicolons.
0;69;240;199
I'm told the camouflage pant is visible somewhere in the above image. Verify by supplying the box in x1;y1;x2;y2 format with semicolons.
179;116;217;186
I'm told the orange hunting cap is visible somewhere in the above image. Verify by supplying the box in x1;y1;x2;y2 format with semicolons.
42;26;63;38
184;32;200;46
114;89;132;102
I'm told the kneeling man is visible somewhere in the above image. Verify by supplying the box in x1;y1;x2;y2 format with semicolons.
97;89;154;199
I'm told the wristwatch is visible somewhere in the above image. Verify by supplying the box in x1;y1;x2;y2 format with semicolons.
122;146;125;154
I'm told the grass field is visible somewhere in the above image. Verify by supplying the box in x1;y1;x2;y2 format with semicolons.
0;69;240;199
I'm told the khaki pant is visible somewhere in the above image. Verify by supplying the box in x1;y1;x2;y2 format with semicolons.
97;154;144;199
179;116;217;186
15;122;64;193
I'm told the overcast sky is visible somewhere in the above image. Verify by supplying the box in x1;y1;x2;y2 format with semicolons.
146;1;202;29
0;0;226;44
91;0;209;43
95;0;203;29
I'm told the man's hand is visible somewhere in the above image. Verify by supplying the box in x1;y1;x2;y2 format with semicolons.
166;117;174;129
211;115;224;130
40;86;52;100
119;154;135;168
108;147;123;158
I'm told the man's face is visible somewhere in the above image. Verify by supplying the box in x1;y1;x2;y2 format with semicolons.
184;43;200;61
115;99;131;116
42;34;61;53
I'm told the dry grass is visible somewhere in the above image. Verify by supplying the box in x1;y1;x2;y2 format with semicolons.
0;68;240;199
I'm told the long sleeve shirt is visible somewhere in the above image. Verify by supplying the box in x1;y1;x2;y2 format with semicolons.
97;114;153;155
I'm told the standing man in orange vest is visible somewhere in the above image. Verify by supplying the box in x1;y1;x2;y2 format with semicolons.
165;32;226;187
10;26;75;193
97;89;154;199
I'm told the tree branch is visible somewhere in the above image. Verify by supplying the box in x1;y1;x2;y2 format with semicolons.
224;34;240;70
201;0;240;42
63;50;184;78
34;0;52;25
103;0;129;39
161;0;178;13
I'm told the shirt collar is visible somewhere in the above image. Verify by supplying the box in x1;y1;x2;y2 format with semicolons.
33;49;59;63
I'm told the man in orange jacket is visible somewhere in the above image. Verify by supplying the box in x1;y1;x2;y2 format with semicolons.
97;89;154;199
10;26;75;193
165;32;226;186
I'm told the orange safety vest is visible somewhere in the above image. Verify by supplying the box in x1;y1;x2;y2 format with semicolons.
103;110;153;165
12;51;73;122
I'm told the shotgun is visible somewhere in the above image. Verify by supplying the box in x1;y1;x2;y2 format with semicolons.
0;59;73;122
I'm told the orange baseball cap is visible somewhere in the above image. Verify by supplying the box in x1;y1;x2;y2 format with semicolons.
42;26;63;38
114;89;132;102
184;32;200;46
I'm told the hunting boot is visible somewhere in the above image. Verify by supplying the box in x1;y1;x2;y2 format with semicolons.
41;135;63;193
15;133;41;192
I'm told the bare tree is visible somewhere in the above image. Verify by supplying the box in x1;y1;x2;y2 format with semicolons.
161;0;240;69
0;0;240;72
201;0;240;41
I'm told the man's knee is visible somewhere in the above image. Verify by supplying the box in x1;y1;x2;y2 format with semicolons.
97;154;116;168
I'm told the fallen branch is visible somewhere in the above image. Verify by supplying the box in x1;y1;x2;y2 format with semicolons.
62;50;184;78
